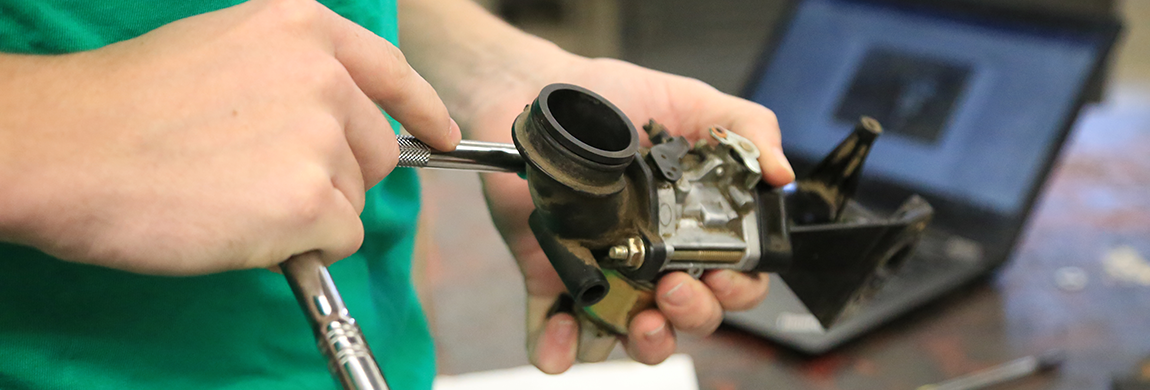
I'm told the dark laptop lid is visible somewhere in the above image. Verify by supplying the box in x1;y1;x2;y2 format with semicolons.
741;0;1120;267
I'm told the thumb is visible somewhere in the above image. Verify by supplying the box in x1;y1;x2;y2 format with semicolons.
526;295;577;374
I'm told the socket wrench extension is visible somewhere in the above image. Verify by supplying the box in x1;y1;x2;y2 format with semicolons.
396;135;525;173
281;135;521;390
281;253;389;390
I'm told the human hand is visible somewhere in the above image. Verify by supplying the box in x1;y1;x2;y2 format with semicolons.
470;57;793;373
0;0;458;275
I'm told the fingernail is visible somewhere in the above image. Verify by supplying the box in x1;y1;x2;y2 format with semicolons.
643;323;667;343
550;317;575;345
663;281;692;306
772;147;794;180
448;118;461;148
710;271;736;298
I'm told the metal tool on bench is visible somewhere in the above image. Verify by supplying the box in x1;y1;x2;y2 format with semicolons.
917;350;1065;390
397;83;933;361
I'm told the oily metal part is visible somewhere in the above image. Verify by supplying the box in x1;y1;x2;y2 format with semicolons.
576;125;770;334
393;85;933;351
657;127;763;273
606;237;646;269
282;85;931;386
581;270;657;335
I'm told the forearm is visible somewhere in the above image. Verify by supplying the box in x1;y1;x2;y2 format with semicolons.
397;0;580;141
0;53;84;244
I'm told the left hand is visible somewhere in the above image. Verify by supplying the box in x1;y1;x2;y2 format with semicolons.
470;57;795;373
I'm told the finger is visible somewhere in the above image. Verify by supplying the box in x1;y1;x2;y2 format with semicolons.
654;272;724;336
256;120;366;269
275;178;365;267
298;116;366;262
481;174;537;241
341;87;398;189
687;87;794;187
528;310;578;374
623;309;676;365
525;295;560;340
326;123;368;216
707;98;793;187
701;270;770;311
525;296;577;374
320;11;460;151
312;184;365;265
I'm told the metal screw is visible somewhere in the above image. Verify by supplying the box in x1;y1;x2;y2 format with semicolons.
606;238;645;269
608;245;630;260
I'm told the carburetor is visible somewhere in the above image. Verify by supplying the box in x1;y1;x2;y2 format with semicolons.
291;83;933;389
511;84;933;360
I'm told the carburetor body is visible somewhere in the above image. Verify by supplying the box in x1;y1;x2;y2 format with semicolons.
511;84;933;360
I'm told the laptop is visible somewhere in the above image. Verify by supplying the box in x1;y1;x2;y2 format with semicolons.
724;0;1122;354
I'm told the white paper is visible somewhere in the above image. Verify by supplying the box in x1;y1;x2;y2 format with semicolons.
433;354;699;390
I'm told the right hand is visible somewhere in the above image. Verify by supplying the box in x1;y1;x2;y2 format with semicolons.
0;0;458;275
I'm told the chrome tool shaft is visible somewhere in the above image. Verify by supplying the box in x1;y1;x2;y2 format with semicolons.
917;350;1064;390
282;253;389;390
279;135;524;390
396;135;524;173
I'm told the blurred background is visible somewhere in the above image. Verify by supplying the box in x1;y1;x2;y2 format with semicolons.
419;1;1150;389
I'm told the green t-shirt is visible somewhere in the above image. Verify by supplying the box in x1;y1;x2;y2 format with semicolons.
0;1;434;389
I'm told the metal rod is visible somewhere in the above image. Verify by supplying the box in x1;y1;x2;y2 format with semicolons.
396;135;525;173
276;135;524;389
668;249;744;263
281;253;390;390
917;350;1064;390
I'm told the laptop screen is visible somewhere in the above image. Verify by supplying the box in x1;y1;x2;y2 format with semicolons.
745;0;1110;217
